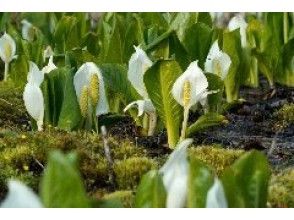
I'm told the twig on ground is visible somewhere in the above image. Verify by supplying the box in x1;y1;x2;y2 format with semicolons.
101;126;115;190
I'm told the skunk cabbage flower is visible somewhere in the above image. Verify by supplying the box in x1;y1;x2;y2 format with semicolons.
172;61;213;108
0;180;43;208
172;61;217;140
128;46;152;99
124;99;155;117
0;33;17;81
74;62;109;116
27;61;44;86
42;56;57;74
23;62;45;131
205;41;232;80
23;82;44;131
21;19;35;42
125;46;157;135
206;178;228;208
228;15;248;48
0;33;16;64
160;138;193;208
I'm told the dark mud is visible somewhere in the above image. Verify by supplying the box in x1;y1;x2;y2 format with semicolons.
194;84;294;168
109;79;294;168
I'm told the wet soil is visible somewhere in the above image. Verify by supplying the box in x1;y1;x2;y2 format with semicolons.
109;79;294;168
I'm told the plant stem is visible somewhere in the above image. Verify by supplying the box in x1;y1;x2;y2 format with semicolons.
180;107;189;142
147;112;157;136
93;113;99;135
283;12;289;44
4;62;9;81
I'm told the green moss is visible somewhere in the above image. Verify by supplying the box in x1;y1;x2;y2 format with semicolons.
274;103;294;129
114;157;157;190
268;168;294;208
0;81;28;131
103;190;134;208
189;145;245;175
0;129;155;197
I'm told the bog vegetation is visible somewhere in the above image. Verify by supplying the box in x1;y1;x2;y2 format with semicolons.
0;12;293;208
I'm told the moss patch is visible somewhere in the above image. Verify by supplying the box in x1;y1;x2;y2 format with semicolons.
274;103;294;129
268;168;294;208
0;81;29;131
189;145;245;175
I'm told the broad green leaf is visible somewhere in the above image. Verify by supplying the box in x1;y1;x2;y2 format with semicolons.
0;13;10;32
40;151;90;208
222;29;242;102
248;19;277;87
169;32;190;70
144;60;183;148
57;69;82;130
205;73;225;113
123;14;145;62
41;67;82;130
170;13;198;43
9;55;29;87
54;16;79;54
221;150;271;208
276;38;294;86
181;23;213;69
100;14;124;63
186;113;227;137
82;32;100;56
197;12;213;28
187;158;214;208
100;63;141;105
134;170;166;208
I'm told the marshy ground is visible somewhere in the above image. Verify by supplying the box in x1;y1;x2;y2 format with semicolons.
0;80;293;207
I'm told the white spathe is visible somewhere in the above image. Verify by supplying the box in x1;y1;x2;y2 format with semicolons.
172;61;211;108
0;32;17;63
128;46;152;99
21;19;34;42
0;180;43;208
124;99;155;117
27;61;44;86
23;82;44;131
42;56;57;74
74;62;109;116
206;177;228;208
160;138;193;208
228;15;248;48
205;40;232;80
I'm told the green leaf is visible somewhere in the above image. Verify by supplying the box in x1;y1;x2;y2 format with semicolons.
41;67;82;130
9;55;29;87
248;19;278;87
54;15;79;54
170;13;198;43
197;12;213;28
186;113;227;137
123;14;145;62
276;38;294;86
222;29;243;102
100;63;141;105
181;23;213;68
221;150;271;208
144;60;183;148
205;73;224;113
134;170;166;208
187;158;214;208
40;151;90;208
100;15;124;63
